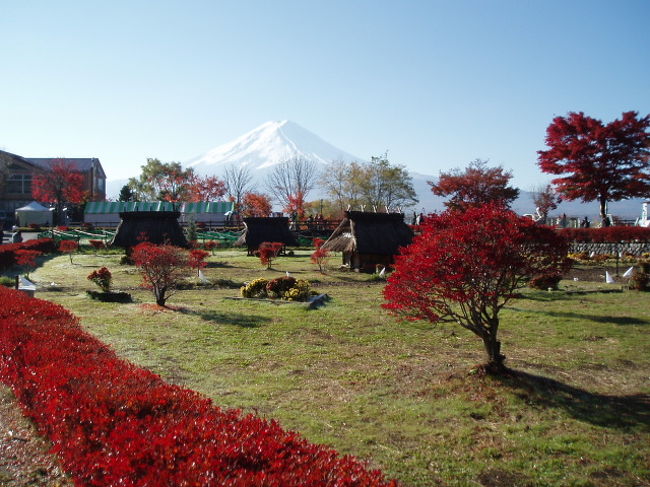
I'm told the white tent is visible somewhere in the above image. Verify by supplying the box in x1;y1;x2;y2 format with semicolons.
15;201;53;227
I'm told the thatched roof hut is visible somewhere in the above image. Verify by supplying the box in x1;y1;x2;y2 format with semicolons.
321;211;413;271
110;211;189;248
235;217;298;253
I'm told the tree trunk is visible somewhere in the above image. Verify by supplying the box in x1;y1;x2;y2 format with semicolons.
482;318;506;374
155;287;167;307
599;197;609;227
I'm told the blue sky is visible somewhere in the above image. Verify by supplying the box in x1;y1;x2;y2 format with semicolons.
1;0;648;189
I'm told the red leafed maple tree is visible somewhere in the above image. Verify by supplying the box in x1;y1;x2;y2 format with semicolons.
58;240;79;264
131;242;189;306
188;248;209;276
428;159;519;211
241;192;272;217
311;246;330;273
203;240;218;254
538;111;650;225
258;242;284;269
32;159;86;222
187;174;227;202
283;191;307;219
15;249;42;278
383;204;569;374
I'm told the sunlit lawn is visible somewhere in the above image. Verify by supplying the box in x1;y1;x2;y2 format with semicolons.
11;250;650;486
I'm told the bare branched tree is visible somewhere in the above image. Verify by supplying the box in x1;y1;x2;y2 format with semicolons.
266;157;318;208
223;164;253;208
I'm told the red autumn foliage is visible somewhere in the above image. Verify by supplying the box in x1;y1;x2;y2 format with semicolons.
538;111;650;224
87;267;112;292
0;286;396;486
187;174;227;202
32;159;86;205
14;249;42;269
311;247;331;273
258;242;284;269
188;248;210;276
557;226;650;243
0;239;56;271
58;240;79;263
203;240;218;254
89;239;106;251
283;191;307;219
131;242;190;306
429;159;520;211
383;204;569;373
241;192;272;217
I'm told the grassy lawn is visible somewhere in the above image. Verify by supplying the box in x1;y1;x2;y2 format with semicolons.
16;249;650;487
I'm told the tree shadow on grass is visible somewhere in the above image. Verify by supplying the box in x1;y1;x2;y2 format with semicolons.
508;306;650;326
179;308;271;328
543;310;650;326
495;369;650;430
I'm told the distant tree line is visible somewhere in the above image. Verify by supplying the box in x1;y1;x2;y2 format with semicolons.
113;111;649;222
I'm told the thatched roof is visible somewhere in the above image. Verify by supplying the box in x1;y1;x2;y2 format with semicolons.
110;211;189;248
235;217;298;250
321;211;413;255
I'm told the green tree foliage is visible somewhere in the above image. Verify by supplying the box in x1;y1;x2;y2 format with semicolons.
118;184;136;202
128;159;194;202
321;154;418;212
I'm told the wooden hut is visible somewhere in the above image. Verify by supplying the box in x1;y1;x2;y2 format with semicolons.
321;211;413;271
110;211;189;248
235;217;298;254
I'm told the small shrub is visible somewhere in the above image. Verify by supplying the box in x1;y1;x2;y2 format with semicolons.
59;239;79;263
203;240;218;254
87;267;112;292
266;276;297;298
311;247;331;273
284;279;311;301
89;239;106;251
241;278;269;298
529;272;563;290
258;242;284;269
629;263;650;291
132;242;190;306
0;276;14;288
189;249;209;276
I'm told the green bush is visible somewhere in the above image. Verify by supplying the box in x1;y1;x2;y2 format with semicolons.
0;276;15;288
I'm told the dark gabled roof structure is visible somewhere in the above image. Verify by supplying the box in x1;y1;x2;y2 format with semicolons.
110;211;188;248
321;211;413;255
235;217;298;250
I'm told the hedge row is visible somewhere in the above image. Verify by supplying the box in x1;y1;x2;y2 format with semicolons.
0;286;396;487
0;238;57;271
557;227;650;243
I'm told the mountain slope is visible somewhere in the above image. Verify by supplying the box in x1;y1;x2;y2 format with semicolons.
187;120;361;174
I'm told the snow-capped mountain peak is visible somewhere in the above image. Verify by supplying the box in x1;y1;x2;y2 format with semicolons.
186;120;361;174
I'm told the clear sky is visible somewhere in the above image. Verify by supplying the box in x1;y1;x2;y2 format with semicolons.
1;0;648;189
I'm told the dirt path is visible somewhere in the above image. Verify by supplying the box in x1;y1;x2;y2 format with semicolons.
0;386;72;486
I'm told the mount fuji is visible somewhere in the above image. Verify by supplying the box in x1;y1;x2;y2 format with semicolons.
187;120;361;174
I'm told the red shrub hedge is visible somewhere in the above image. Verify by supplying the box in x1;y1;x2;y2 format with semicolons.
0;286;396;487
558;227;650;243
0;238;56;271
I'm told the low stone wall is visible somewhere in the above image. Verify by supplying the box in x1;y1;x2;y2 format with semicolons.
569;242;650;256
